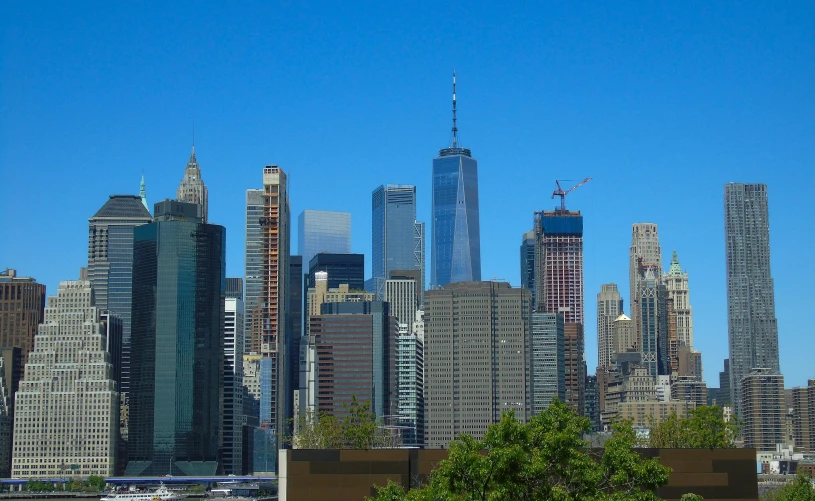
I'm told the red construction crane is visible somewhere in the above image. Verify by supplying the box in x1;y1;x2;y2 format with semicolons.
551;177;592;211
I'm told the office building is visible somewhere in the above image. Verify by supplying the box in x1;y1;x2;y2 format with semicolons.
226;278;244;300
740;369;785;451
719;359;731;406
597;284;623;369
724;183;780;418
431;74;481;289
384;278;419;329
424;282;531;447
612;314;636;361
298;210;351;268
791;381;815;452
533;208;585;413
223;296;245;475
663;250;694;350
12;279;118;478
309;301;398;420
678;346;703;381
259;166;291;452
288;256;303;426
128;200;225;476
629;224;662;350
0;269;46;364
306;274;375;331
307;253;364;291
372;185;425;298
241;353;261;474
635;262;669;378
584;375;600;431
245;189;264;354
530;313;565;415
520;231;536;300
177;146;209;222
396;311;424;446
0;347;21;476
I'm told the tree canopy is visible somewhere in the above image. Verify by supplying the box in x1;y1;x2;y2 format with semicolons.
647;405;739;449
760;472;815;501
288;395;400;449
368;399;672;501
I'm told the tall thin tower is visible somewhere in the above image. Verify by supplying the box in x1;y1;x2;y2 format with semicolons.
431;72;481;288
245;189;264;354
663;250;694;350
597;284;623;369
724;183;779;419
260;166;291;453
372;185;424;298
177;146;209;222
629;224;662;348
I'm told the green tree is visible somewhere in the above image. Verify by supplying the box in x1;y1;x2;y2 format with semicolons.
87;475;106;492
288;395;400;449
649;405;739;448
343;396;381;449
290;408;344;449
368;399;671;501
680;494;704;501
760;472;815;501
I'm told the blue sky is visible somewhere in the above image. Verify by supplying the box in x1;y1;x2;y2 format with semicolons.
2;1;813;387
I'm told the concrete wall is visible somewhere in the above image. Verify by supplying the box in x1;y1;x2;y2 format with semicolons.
279;448;758;501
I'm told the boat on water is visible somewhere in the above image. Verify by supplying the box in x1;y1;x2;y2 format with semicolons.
101;485;185;501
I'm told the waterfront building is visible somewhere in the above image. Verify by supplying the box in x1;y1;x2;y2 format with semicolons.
0;269;45;365
424;282;531;447
128;200;225;476
724;183;780;418
12;279;118;478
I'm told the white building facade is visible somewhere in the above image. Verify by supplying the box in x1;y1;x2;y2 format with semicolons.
663;250;694;351
12;280;118;478
223;297;244;474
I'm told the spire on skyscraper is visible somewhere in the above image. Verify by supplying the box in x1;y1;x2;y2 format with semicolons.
667;249;682;276
452;71;458;148
139;173;148;210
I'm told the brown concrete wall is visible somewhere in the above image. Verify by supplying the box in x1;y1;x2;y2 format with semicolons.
279;448;758;501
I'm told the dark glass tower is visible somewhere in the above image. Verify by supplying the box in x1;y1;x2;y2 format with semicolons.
127;201;225;476
431;73;481;288
307;253;365;290
371;185;424;298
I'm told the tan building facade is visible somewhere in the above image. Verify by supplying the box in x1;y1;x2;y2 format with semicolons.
741;368;785;452
0;269;46;364
619;400;695;428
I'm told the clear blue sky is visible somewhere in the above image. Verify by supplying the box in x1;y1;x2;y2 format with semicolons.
2;1;813;388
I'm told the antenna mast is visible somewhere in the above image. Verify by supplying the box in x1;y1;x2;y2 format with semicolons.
452;71;457;148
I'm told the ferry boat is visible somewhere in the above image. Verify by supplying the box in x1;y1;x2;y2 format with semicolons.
101;485;185;501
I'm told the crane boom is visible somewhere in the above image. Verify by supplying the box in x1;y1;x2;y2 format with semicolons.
551;177;592;211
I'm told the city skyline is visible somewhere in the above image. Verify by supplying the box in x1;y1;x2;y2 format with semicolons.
3;2;814;387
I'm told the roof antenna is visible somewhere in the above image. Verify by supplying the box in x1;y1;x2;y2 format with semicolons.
192;119;195;153
452;71;458;148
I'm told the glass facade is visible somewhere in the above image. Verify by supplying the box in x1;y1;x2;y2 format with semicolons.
531;313;565;415
431;153;481;288
297;210;351;269
372;185;424;298
128;215;225;476
520;231;535;300
306;253;365;291
244;189;264;354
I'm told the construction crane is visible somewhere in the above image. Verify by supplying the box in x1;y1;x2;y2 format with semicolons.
551;177;592;211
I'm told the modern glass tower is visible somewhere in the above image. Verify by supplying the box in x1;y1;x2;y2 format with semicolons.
724;183;780;419
297;210;351;268
431;73;481;288
128;200;225;476
372;185;424;298
244;189;264;354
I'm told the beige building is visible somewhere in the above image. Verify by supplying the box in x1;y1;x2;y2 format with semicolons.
12;280;118;478
424;282;531;448
596;284;622;369
612;314;636;359
791;380;815;452
177;146;209;222
306;274;374;323
384;278;419;329
619;400;695;428
629;223;662;348
663;250;694;350
741;368;785;451
671;376;708;408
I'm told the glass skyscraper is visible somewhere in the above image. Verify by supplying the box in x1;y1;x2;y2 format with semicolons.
431;73;481;288
371;185;424;298
244;189;264;354
724;183;779;419
297;210;351;268
128;200;225;476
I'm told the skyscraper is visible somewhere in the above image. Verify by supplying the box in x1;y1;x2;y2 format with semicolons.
629;223;662;348
635;263;669;379
530;312;565;415
520;230;536;299
307;253;365;291
663;250;694;350
297;210;351;268
12;279;118;478
396;311;424;446
724;183;780;419
244;189;264;354
0;269;45;364
128;200;225;476
259;166;291;453
223;294;245;475
424;282;531;447
372;185;425;298
384;278;419;329
87;195;152;400
533;208;585;413
431;73;481;289
597;284;623;369
177;147;209;222
139;174;148;211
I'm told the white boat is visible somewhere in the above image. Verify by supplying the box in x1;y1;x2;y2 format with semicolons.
101;485;185;501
